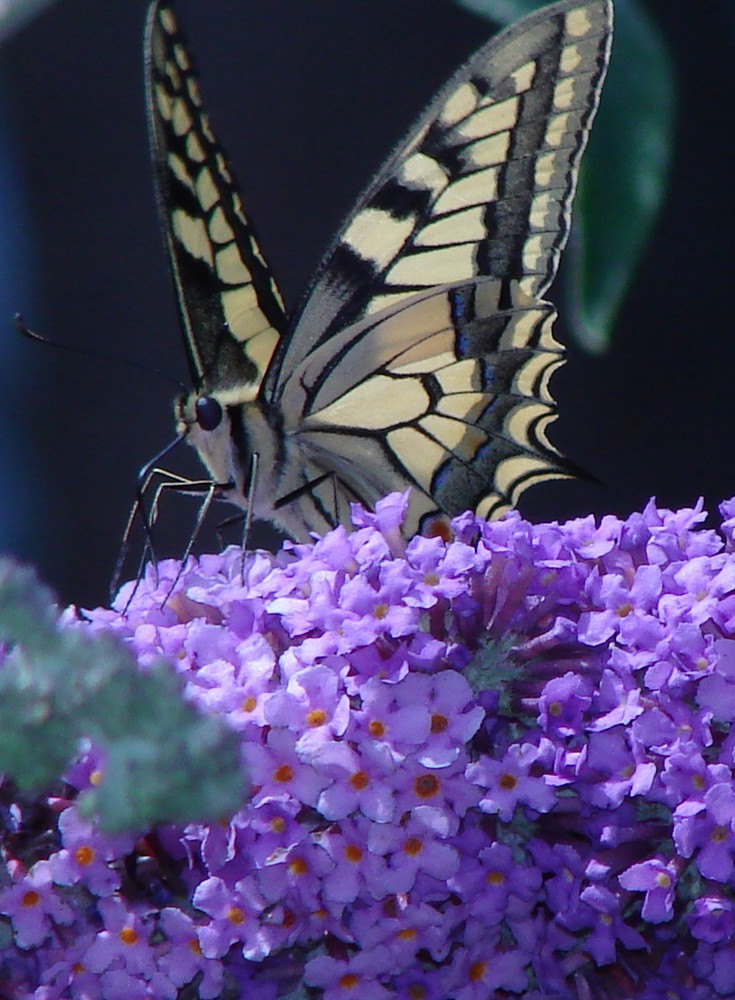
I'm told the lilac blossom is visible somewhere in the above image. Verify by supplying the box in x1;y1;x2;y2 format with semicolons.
6;493;735;996
0;860;74;948
618;857;679;922
48;807;135;897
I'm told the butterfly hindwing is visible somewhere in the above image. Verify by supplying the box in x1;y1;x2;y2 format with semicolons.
146;1;286;396
284;279;563;534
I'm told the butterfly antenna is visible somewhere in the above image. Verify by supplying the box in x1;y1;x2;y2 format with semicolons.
14;313;187;393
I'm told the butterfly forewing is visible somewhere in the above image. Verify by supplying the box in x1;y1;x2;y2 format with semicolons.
146;1;286;395
268;0;612;392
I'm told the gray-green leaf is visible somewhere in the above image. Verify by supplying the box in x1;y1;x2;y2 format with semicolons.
0;558;245;832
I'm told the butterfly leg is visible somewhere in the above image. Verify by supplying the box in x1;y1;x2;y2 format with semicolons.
113;463;226;609
240;451;259;577
122;472;225;609
112;435;191;600
159;478;219;606
272;469;342;534
274;470;337;516
111;463;171;603
214;513;245;550
212;452;260;555
113;467;207;598
146;471;216;531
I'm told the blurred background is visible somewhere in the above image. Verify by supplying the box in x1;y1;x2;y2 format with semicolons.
0;0;732;609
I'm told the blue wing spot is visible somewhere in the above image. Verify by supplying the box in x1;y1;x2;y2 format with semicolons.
479;359;495;391
449;287;466;322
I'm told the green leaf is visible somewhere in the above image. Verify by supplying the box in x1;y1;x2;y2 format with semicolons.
568;0;674;351
455;0;545;20
452;0;675;351
0;558;245;832
0;559;59;650
79;659;246;832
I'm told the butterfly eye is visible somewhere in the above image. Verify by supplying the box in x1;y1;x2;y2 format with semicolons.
195;396;223;432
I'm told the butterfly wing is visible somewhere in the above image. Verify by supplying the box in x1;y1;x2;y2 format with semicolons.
280;277;565;533
267;0;612;535
146;1;287;396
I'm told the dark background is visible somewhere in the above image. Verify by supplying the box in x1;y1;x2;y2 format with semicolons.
0;1;733;609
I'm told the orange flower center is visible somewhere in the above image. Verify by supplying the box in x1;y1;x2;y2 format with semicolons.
469;961;487;982
75;846;94;867
345;844;363;863
404;837;423;857
414;773;440;799
430;713;448;734
289;857;309;876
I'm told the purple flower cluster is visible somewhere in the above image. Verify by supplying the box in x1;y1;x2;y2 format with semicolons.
5;492;735;997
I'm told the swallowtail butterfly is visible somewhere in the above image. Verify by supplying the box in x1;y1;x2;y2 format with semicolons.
143;0;612;547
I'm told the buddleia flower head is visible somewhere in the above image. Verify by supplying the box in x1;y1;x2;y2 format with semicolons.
3;493;735;998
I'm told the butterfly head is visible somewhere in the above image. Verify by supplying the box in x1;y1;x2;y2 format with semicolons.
193;395;223;433
173;389;286;520
175;390;224;436
174;390;242;496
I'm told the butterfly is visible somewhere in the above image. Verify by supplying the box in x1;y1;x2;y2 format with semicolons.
141;0;612;553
